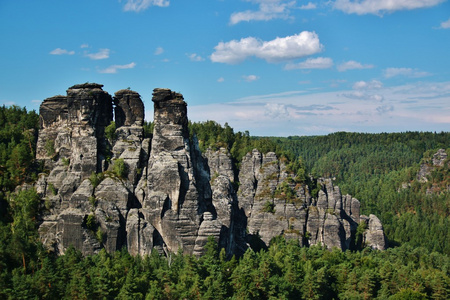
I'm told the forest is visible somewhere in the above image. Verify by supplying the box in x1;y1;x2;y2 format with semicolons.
0;106;449;299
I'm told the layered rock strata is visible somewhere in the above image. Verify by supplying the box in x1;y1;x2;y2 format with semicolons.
36;83;386;257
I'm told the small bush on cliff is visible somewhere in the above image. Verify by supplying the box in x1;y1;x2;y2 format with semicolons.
96;228;104;243
85;214;96;230
274;181;296;202
44;139;55;157
47;182;57;195
112;158;127;179
61;157;70;166
105;121;116;142
263;200;275;213
286;158;307;183
89;172;104;188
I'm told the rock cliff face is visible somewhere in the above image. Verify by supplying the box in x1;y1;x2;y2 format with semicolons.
36;83;386;257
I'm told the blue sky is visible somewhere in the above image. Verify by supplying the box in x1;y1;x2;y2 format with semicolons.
0;0;449;136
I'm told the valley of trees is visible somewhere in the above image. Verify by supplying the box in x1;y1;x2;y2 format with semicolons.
1;107;449;299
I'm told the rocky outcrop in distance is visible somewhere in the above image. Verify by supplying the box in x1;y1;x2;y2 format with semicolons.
35;83;386;257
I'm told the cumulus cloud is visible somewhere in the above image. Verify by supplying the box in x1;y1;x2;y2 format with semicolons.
353;80;383;90
243;75;260;82
333;0;445;15
98;62;136;74
188;53;204;61
123;0;169;12
285;57;333;70
217;77;225;83
80;44;89;48
154;47;164;55
300;2;317;10
210;31;323;64
384;67;431;78
230;0;296;25
264;103;289;118
337;60;374;72
49;48;75;55
342;80;384;101
439;18;450;29
85;49;110;60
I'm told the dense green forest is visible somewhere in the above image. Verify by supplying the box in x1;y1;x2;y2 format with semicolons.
1;109;449;299
2;237;450;299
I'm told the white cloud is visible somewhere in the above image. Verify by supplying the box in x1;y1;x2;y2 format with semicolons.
243;75;260;82
188;53;204;61
384;67;431;78
217;77;225;83
439;18;450;29
337;60;374;72
264;103;288;118
189;81;450;136
211;31;323;64
80;44;89;48
98;62;136;74
334;0;445;16
300;2;317;10
376;105;394;114
230;0;296;25
50;48;75;55
123;0;169;12
343;80;384;101
353;80;383;90
341;91;385;102
285;57;333;70
154;47;164;55
85;48;110;60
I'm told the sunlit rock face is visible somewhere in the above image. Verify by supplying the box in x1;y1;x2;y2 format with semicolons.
35;83;386;257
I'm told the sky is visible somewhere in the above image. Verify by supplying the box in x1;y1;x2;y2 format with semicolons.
0;0;449;136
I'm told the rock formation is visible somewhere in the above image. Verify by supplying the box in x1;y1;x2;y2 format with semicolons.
35;83;386;257
418;149;448;182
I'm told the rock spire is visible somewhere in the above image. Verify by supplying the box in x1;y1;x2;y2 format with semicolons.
35;83;386;257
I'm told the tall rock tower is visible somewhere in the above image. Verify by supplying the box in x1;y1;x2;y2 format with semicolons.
135;89;233;255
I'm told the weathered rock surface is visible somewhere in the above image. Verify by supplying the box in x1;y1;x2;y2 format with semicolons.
114;89;144;127
361;214;387;250
417;149;448;182
36;83;386;257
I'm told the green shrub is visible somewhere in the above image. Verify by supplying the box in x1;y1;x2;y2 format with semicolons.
96;228;104;243
61;157;70;166
89;196;97;209
47;182;57;195
85;214;96;230
105;121;116;142
89;172;104;188
112;158;127;179
45;139;55;157
263;200;275;213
